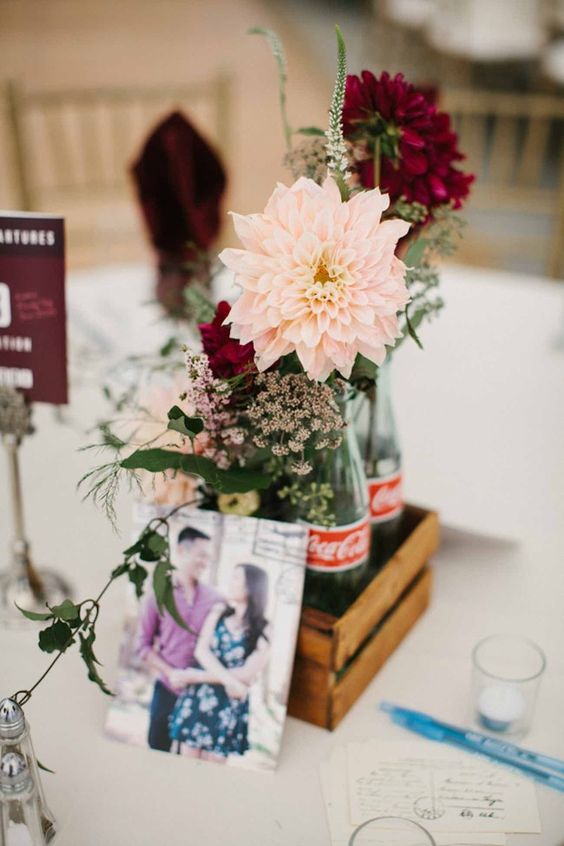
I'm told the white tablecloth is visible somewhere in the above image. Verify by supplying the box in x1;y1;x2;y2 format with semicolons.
1;263;563;845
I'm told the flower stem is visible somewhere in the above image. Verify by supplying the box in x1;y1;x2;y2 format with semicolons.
11;496;201;707
373;138;381;189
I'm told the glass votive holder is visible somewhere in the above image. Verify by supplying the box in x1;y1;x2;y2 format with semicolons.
348;816;436;845
471;634;546;736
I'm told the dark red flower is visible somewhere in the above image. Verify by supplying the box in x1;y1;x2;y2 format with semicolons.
343;71;473;213
199;301;256;380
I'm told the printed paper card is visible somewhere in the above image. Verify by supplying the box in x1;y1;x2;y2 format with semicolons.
0;212;67;404
106;504;308;771
320;747;507;845
347;740;540;834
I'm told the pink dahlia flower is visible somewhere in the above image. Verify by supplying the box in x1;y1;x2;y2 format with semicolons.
219;176;410;382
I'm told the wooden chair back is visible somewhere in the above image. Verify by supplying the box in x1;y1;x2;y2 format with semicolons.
5;73;231;212
441;88;564;278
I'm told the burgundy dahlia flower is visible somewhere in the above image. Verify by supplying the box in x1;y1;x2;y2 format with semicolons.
198;300;256;381
343;70;473;213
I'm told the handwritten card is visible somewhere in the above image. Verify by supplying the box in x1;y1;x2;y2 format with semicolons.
347;741;540;834
320;747;507;845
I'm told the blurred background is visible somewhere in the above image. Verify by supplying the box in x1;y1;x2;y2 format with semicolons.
1;0;563;278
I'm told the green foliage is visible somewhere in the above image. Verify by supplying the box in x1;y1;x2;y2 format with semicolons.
389;198;428;224
49;600;81;625
152;560;190;631
350;354;378;390
394;203;464;353
38;620;75;654
78;458;137;528
36;760;55;775
79;631;110;695
404;304;424;350
278;480;335;527
128;564;149;599
159;337;180;358
166;405;204;438
249;27;292;152
425;204;466;256
183;286;216;323
97;423;126;452
404;237;428;268
16;503;202;701
124;529;167;563
15;604;52;622
296;126;325;136
121;449;270;494
79;629;112;696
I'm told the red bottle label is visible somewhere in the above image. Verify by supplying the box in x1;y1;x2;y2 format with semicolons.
368;471;403;523
306;516;370;573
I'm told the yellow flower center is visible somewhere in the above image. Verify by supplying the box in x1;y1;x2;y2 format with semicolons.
313;261;334;285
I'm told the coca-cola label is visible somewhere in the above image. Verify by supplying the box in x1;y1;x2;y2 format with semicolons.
306;516;370;573
368;471;403;523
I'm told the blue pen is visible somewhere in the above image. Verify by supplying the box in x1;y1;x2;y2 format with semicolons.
380;703;564;793
380;702;564;775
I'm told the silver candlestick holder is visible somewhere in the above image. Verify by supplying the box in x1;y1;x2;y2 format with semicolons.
0;387;71;626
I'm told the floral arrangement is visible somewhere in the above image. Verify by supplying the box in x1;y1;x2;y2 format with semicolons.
16;26;472;696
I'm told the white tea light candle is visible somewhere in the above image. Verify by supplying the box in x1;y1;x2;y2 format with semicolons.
478;684;527;732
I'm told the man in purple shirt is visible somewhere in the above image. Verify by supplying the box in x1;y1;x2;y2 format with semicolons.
137;525;223;751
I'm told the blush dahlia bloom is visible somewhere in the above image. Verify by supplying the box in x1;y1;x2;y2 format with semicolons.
219;176;410;382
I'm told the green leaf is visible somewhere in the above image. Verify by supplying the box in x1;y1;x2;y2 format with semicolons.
15;603;53;622
99;423;126;451
152;561;192;631
111;562;130;579
296;126;325;136
128;564;148;599
79;629;112;696
405;304;424;350
121;448;186;473
167;406;204;438
36;759;55;775
122;538;145;559
152;560;169;616
49;599;81;623
38;620;75;654
181;455;271;494
184;287;216;323
159;337;179;357
138;530;167;563
350;354;377;384
404;237;428;267
249;27;292;152
121;450;270;494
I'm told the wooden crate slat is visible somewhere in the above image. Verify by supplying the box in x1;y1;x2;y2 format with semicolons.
294;621;333;668
332;509;439;669
288;505;439;730
287;657;335;728
329;567;432;730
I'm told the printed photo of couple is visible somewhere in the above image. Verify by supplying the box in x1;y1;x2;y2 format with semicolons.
106;505;309;771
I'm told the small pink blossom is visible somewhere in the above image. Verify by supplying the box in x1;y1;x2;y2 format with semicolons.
219;175;410;381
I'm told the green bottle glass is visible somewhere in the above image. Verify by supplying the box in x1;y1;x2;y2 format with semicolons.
301;394;370;618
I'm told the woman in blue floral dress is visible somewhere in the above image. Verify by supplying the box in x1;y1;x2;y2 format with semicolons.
169;563;270;762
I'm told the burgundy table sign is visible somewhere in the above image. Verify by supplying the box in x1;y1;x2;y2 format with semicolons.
0;213;71;626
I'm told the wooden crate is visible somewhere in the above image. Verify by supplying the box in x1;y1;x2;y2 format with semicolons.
288;505;439;730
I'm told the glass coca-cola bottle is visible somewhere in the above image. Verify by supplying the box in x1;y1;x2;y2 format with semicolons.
360;358;404;568
301;392;370;617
